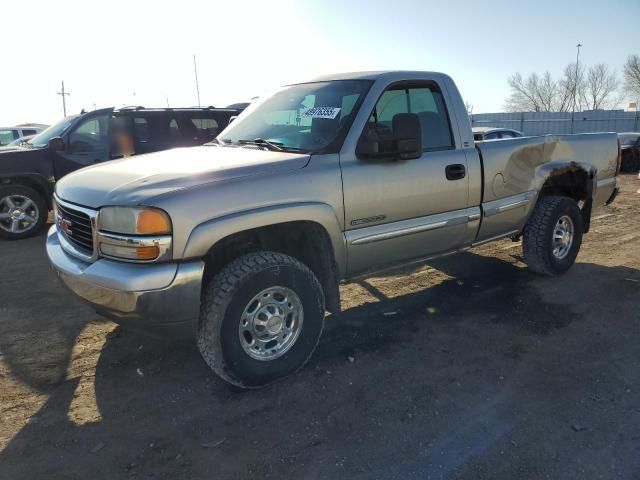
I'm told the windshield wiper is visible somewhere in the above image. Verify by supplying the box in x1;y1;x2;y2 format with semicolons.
238;138;283;151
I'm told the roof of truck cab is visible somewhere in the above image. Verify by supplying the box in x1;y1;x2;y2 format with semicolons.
304;70;448;82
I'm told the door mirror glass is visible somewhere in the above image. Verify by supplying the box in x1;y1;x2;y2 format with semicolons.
357;113;422;160
392;113;422;160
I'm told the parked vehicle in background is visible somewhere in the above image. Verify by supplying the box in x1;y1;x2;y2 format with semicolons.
46;71;620;388
226;102;251;111
0;106;240;239
0;125;46;146
6;135;36;147
618;132;640;172
473;127;523;141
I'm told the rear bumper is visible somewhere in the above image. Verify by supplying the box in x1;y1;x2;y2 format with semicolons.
46;226;204;335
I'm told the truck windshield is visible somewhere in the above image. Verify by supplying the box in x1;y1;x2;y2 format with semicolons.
218;80;372;153
28;115;80;148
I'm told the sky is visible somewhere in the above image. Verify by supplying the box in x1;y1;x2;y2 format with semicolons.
1;0;638;126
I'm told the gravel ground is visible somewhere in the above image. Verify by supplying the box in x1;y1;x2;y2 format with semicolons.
1;174;639;479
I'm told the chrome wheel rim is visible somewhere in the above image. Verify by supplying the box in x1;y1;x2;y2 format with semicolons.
239;286;304;361
552;215;574;260
0;194;39;234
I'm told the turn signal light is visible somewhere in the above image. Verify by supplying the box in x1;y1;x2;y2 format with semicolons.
135;246;160;260
136;210;171;235
100;243;160;261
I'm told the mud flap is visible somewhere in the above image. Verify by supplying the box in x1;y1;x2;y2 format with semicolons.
581;198;592;233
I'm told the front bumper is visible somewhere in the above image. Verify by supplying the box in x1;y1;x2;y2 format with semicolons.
46;226;204;335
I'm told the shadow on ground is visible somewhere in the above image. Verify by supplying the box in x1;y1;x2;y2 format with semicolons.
1;251;640;479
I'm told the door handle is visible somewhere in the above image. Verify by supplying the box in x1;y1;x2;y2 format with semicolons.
445;164;466;181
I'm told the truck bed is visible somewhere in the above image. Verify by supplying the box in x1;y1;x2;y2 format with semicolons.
472;132;619;243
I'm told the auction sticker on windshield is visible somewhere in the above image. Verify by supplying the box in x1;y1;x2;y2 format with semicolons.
300;107;341;119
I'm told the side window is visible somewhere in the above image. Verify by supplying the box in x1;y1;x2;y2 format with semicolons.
484;132;499;140
0;130;18;145
132;117;149;143
499;131;513;139
191;117;219;142
68;115;109;153
22;129;37;136
168;118;182;142
367;84;453;151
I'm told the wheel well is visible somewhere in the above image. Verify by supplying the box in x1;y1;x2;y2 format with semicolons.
538;168;593;232
0;176;53;209
202;221;341;314
539;169;590;202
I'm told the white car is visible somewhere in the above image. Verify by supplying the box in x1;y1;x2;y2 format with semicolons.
473;127;523;141
0;125;46;146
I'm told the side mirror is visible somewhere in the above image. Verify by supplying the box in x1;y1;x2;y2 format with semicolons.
48;136;64;151
357;113;422;160
392;113;422;160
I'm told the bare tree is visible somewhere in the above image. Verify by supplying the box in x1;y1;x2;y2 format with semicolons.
558;62;585;112
506;61;622;112
580;64;620;110
623;54;640;100
505;72;558;112
465;101;473;115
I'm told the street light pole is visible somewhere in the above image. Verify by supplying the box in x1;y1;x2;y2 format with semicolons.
57;81;70;117
570;43;582;133
193;54;201;108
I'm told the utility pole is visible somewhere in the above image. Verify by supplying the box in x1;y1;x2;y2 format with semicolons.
57;81;70;117
570;43;582;133
193;54;201;108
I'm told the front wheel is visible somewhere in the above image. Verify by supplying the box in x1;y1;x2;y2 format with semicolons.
197;252;325;388
0;185;48;240
523;195;584;276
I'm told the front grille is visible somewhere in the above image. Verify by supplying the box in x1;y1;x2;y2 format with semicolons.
56;201;94;254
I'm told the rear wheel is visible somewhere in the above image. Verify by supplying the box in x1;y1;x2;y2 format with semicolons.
523;195;584;276
0;185;48;240
197;251;325;388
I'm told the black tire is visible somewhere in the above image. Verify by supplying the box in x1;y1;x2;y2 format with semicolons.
197;251;325;388
523;195;584;276
0;185;48;240
621;151;640;173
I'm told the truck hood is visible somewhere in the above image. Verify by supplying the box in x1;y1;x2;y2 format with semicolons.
55;146;311;208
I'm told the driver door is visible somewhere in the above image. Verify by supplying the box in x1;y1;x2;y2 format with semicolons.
341;81;476;276
54;112;112;179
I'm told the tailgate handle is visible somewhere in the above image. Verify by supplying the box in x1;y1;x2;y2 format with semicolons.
445;164;466;180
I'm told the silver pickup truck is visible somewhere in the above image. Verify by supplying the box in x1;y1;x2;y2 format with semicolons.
47;71;620;387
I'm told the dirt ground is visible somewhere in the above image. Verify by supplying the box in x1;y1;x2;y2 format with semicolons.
1;175;639;479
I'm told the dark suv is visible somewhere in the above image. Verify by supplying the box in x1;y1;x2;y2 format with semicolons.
0;106;240;239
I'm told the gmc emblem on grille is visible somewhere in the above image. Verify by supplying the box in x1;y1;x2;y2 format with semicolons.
57;215;73;236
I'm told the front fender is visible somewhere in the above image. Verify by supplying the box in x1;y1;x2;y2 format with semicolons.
182;201;347;278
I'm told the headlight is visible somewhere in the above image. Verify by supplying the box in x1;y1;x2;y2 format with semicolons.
99;207;171;235
98;207;172;262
